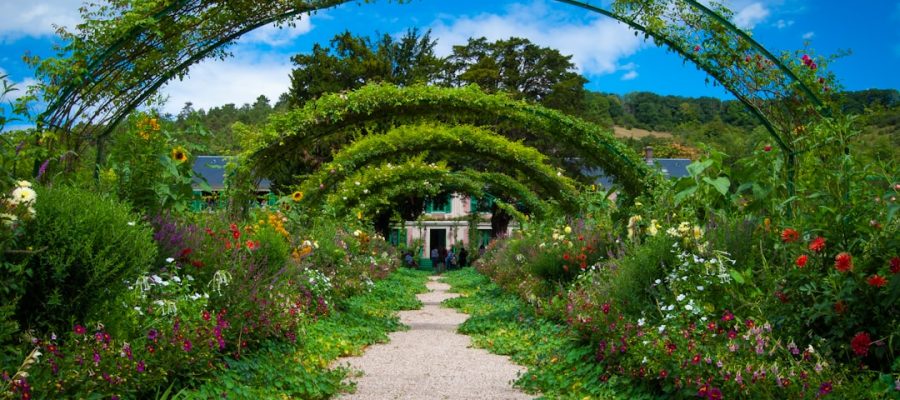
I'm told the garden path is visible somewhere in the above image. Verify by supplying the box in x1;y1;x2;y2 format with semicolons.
338;275;533;400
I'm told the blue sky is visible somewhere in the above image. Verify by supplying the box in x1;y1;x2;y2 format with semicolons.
1;0;898;116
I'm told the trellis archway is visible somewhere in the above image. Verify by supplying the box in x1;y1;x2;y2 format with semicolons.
30;0;834;197
249;83;651;196
321;159;553;219
294;123;582;212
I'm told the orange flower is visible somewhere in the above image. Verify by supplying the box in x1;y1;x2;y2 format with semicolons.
866;274;887;288
834;252;853;273
781;228;800;243
808;237;826;253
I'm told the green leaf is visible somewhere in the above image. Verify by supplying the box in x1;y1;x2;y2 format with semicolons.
729;269;746;284
702;176;731;195
674;185;698;205
686;159;713;178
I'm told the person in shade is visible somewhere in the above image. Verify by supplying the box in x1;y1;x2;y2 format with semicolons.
458;247;468;268
430;247;440;272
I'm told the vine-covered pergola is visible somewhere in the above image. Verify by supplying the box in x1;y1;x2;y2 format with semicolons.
247;83;651;196
324;159;552;219
29;0;835;196
294;123;582;212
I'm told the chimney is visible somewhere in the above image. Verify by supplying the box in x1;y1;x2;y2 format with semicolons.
644;146;654;165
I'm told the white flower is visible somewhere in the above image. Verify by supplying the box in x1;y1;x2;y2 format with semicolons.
685;304;694;311
354;181;360;186
696;285;705;291
363;189;369;194
127;221;136;226
172;276;181;283
10;186;37;205
190;293;202;300
654;279;662;285
353;230;362;237
676;294;686;302
658;325;666;333
0;213;17;226
16;180;31;188
150;274;163;283
165;257;175;263
637;318;645;326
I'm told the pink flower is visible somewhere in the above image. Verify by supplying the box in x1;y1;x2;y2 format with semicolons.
73;325;86;335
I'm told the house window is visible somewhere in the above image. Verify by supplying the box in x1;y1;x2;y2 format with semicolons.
389;228;406;246
469;195;494;213
425;194;452;214
477;229;492;248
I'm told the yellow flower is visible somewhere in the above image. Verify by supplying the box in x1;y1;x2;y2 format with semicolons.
291;191;304;202
564;226;572;234
171;146;188;164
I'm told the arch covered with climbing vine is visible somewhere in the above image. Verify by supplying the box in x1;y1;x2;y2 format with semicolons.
27;0;836;195
246;83;652;196
321;159;553;219
294;123;582;212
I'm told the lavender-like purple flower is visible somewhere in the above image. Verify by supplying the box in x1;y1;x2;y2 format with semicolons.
36;159;49;180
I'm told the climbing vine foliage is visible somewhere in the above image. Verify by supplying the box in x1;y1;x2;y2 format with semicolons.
321;159;553;219
291;123;581;213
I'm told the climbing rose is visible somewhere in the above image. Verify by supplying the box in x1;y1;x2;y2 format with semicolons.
795;254;808;268
809;237;826;253
834;252;853;273
781;228;800;243
851;332;871;357
867;274;887;288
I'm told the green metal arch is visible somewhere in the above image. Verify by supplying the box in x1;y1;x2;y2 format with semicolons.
324;160;552;219
296;122;582;212
251;83;652;196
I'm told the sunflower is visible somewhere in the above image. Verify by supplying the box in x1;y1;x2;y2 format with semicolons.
171;146;188;164
291;191;304;202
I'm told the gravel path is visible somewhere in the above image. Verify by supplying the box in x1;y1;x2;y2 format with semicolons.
337;276;533;400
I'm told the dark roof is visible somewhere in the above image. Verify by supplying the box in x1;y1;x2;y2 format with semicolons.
192;156;271;192
584;158;692;188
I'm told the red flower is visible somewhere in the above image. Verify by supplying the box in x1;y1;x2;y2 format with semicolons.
659;369;668;379
834;301;847;315
246;240;259;250
808;237;826;253
191;259;204;268
721;310;735;322
890;257;900;274
795;254;808;268
781;228;800;243
563;253;570;261
834;252;853;273
691;354;701;364
179;248;193;258
764;145;772;152
202;310;211;321
73;324;86;335
850;332;871;357
693;45;701;52
867;274;887;288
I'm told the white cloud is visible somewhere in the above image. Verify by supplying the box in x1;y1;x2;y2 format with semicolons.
429;0;642;76
621;70;638;81
0;0;82;42
802;31;815;40
732;2;770;29
242;17;313;47
159;51;294;115
774;19;794;29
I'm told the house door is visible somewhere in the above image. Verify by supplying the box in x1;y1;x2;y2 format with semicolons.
430;228;446;256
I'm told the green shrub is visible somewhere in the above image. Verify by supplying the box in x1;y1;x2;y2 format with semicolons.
18;186;157;331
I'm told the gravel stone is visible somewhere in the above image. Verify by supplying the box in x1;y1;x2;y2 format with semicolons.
337;276;534;400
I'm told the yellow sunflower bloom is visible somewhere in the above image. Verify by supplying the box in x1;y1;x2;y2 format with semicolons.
171;146;188;164
291;191;304;202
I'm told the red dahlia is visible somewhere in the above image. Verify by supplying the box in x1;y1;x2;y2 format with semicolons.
834;252;853;272
850;332;871;357
808;236;826;252
781;228;800;243
867;274;887;288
